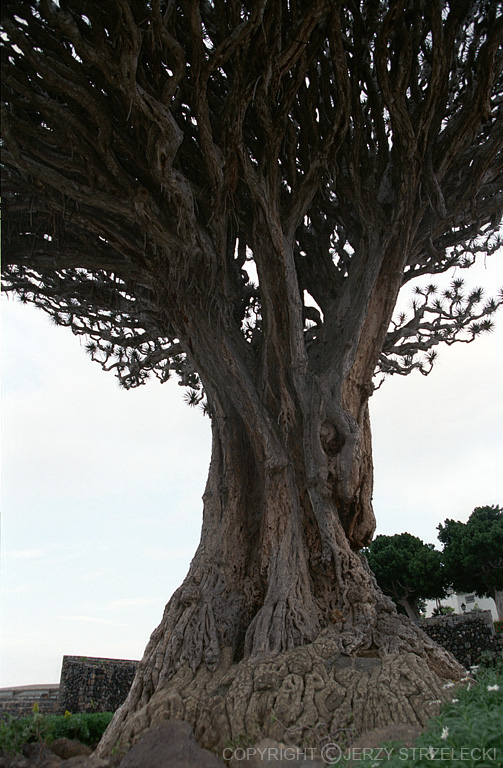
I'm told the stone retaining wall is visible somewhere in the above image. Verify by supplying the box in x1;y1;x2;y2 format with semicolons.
419;610;503;668
0;685;61;719
58;656;138;714
0;657;139;720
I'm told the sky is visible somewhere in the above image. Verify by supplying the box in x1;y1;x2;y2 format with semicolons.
1;255;502;687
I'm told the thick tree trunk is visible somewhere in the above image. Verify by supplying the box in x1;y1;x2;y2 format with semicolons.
120;383;386;684
96;221;464;758
98;379;464;757
398;598;421;621
492;590;503;620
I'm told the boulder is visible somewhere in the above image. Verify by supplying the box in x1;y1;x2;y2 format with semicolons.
343;724;424;767
348;723;422;750
50;741;92;760
0;754;31;768
119;721;225;768
21;743;62;767
57;757;109;767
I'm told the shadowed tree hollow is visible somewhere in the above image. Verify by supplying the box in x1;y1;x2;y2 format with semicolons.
2;0;503;753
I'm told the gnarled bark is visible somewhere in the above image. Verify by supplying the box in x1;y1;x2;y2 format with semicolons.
97;376;463;756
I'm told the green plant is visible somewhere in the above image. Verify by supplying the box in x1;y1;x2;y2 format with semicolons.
494;620;503;635
478;650;503;674
31;702;48;744
0;711;114;755
334;665;503;767
110;738;131;757
0;715;38;755
45;712;114;745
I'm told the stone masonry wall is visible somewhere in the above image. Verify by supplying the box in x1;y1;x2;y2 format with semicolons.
0;686;61;719
420;610;503;668
58;656;138;714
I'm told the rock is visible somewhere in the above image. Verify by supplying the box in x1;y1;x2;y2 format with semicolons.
342;724;423;767
349;724;422;750
119;721;225;768
0;754;30;768
20;743;62;767
1;745;109;768
50;741;92;760
58;757;109;767
37;757;63;768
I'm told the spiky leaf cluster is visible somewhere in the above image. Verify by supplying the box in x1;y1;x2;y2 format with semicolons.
377;277;503;382
1;0;502;397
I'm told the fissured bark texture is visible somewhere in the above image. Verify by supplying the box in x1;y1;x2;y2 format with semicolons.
98;391;464;756
98;636;462;756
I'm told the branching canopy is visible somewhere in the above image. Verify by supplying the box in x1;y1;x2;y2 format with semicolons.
438;505;503;599
364;533;447;613
2;0;502;397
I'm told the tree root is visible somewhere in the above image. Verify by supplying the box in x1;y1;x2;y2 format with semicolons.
97;620;465;758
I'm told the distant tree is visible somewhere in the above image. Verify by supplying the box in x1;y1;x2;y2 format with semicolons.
365;533;447;620
438;505;503;619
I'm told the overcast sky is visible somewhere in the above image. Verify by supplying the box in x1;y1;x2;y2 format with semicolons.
1;255;502;687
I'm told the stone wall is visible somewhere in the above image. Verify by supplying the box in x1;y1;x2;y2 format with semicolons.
420;610;503;668
0;657;139;720
0;685;61;719
58;656;139;714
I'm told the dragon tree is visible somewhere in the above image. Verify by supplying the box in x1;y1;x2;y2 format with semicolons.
1;0;502;754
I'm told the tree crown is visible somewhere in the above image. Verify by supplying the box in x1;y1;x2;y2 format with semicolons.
1;1;502;399
364;532;447;604
438;505;503;597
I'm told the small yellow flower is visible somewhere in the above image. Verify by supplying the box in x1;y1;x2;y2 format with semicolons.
441;727;449;740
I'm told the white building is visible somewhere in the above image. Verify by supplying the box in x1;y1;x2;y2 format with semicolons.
424;590;498;620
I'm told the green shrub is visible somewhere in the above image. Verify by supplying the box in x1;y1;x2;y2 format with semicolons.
494;620;503;635
0;710;114;755
0;715;39;755
478;649;503;673
44;711;114;745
